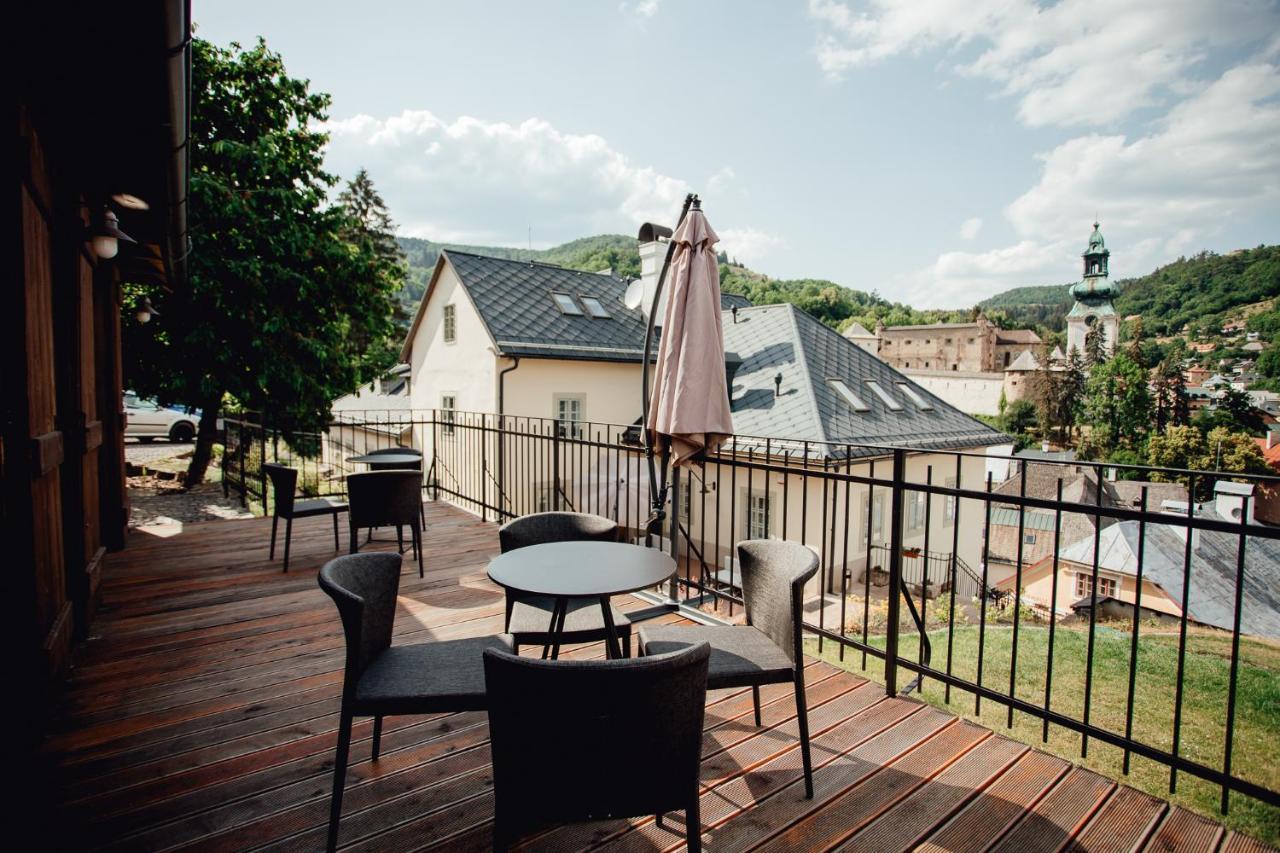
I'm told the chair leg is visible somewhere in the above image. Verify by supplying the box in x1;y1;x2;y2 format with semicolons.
794;677;814;799
282;518;293;573
685;795;702;853
269;515;279;560
371;715;383;760
332;512;340;551
414;526;423;578
622;631;632;659
349;522;359;554
752;686;762;726
396;525;404;554
326;709;354;853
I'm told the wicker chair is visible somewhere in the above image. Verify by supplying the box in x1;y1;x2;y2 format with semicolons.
318;552;511;852
638;539;819;798
484;641;710;851
347;470;424;577
361;447;426;529
497;511;632;658
263;463;347;572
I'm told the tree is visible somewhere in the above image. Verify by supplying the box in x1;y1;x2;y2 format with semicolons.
1002;398;1038;436
123;38;401;485
337;168;411;353
1084;321;1109;368
1193;387;1265;435
1147;424;1268;498
1125;316;1146;368
1081;352;1150;455
1151;355;1189;431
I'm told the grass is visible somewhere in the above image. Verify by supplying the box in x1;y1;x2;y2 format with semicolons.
807;620;1280;846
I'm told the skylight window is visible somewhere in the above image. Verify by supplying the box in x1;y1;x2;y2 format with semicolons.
896;382;934;411
580;296;610;318
828;379;870;412
864;380;904;411
552;292;583;315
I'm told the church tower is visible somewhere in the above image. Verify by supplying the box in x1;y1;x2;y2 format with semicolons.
1065;222;1118;357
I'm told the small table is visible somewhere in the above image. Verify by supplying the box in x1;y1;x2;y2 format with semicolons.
486;541;676;659
346;453;423;467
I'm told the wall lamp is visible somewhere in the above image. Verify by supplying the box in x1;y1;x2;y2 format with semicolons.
134;296;160;324
89;208;135;259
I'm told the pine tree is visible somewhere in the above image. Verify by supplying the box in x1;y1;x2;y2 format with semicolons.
1151;355;1189;431
337;168;411;350
1126;316;1146;368
1084;322;1108;368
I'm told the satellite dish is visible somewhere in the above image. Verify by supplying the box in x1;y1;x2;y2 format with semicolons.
624;279;644;311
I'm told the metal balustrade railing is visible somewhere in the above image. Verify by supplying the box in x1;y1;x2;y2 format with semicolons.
221;407;1280;816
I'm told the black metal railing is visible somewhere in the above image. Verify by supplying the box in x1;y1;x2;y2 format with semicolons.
222;408;1280;817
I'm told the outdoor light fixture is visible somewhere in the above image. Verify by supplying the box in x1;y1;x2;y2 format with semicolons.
111;192;150;211
774;372;783;397
134;296;160;324
90;208;135;259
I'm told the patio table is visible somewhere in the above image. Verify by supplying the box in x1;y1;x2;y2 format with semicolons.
345;452;423;466
486;541;675;659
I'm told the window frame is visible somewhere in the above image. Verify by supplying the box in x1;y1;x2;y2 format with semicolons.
553;393;585;438
580;296;611;318
440;393;457;436
551;292;583;315
442;303;456;343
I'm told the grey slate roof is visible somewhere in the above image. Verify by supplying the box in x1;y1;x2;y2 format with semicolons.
431;251;751;362
1059;514;1280;639
722;304;1007;459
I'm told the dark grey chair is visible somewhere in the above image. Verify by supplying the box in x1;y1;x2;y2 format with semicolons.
263;463;348;573
484;641;710;852
347;470;424;577
318;552;511;853
638;539;819;798
362;446;427;531
498;511;632;658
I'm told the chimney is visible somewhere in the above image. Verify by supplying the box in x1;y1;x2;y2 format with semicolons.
1041;441;1050;453
1214;480;1256;525
636;222;673;326
1267;425;1280;450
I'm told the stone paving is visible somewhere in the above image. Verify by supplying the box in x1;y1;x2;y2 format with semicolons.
126;444;254;528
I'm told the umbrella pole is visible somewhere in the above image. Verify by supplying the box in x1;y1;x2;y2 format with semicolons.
641;193;698;558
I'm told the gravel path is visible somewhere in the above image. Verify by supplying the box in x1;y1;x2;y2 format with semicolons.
125;443;254;527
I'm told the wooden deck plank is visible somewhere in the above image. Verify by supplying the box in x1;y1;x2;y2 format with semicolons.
36;503;1264;853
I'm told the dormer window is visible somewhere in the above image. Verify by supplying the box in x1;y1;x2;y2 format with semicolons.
552;293;582;315
864;380;903;411
828;379;870;412
896;383;934;411
580;296;610;318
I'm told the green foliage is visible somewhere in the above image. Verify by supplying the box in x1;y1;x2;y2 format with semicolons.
1082;353;1150;455
1002;398;1039;435
123;38;401;484
1148;424;1270;497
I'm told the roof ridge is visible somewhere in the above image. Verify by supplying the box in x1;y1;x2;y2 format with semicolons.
783;304;833;446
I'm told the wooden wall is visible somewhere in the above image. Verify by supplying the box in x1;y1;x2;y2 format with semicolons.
9;108;129;700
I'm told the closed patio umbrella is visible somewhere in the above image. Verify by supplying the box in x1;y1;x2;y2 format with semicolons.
645;197;733;469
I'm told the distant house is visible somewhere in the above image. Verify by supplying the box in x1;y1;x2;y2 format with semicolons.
1007;483;1280;640
323;365;414;475
841;321;878;355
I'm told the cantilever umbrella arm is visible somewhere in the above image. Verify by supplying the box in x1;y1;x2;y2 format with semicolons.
641;192;699;540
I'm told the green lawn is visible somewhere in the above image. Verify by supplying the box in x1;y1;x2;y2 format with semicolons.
806;622;1280;846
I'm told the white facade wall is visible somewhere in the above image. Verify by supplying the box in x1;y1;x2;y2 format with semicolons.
900;370;1005;416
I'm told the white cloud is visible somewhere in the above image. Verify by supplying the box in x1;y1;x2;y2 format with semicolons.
717;227;788;268
620;0;660;18
808;0;1277;128
959;217;983;239
324;110;691;245
901;60;1280;307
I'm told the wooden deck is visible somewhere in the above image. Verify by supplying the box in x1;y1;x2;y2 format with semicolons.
42;501;1267;852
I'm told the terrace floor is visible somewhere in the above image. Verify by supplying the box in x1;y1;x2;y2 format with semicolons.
42;501;1270;852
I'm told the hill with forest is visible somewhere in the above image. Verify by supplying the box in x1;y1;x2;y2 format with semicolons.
980;245;1280;336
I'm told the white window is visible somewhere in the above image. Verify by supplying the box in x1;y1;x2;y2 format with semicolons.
554;394;584;438
864;380;904;411
746;493;771;540
1074;572;1117;599
580;296;610;318
828;378;870;412
552;293;583;315
1024;533;1037;545
442;304;456;343
896;383;934;411
862;491;885;546
943;476;957;527
440;394;456;436
906;490;927;532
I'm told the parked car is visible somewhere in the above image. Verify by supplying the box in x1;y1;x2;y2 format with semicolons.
123;392;199;443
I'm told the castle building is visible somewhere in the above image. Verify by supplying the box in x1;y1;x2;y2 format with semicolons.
1065;222;1119;356
855;314;1041;373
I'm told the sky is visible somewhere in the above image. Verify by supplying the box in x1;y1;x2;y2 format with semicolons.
194;0;1280;308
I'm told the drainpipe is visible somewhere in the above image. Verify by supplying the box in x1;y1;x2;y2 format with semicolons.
496;355;520;517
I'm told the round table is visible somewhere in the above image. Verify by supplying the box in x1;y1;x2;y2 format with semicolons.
486;541;676;659
346;453;422;466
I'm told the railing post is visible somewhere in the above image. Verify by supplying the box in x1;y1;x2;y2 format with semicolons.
237;420;247;507
221;420;230;498
259;419;268;517
552;425;562;511
668;465;681;601
430;411;439;500
885;448;907;696
480;414;488;523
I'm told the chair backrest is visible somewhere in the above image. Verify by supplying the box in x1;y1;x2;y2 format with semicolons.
347;470;423;528
318;552;403;695
737;540;819;665
484;642;709;832
263;463;298;517
497;512;618;553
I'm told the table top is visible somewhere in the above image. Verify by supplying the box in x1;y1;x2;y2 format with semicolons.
486;541;676;598
346;453;423;465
